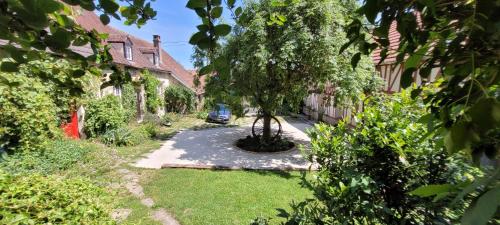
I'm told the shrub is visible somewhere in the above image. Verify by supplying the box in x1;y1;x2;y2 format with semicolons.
161;112;181;126
143;112;162;125
101;127;134;147
195;110;209;120
0;73;60;152
100;124;156;147
0;170;114;224
164;85;195;114
142;70;162;113
283;91;479;224
0;139;96;175
141;122;160;138
84;95;127;138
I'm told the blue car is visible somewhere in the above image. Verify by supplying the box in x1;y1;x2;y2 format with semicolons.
207;104;231;124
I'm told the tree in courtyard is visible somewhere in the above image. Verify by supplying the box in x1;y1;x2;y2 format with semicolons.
189;0;376;143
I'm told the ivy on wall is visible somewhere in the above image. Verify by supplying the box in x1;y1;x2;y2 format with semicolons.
121;82;138;121
141;70;161;114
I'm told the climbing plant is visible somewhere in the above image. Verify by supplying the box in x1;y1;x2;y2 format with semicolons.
121;82;138;121
142;70;161;114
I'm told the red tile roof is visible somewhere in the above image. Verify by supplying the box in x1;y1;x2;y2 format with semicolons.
371;21;400;65
73;8;195;90
372;12;422;65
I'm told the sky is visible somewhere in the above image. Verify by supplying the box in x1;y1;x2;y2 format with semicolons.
109;1;202;70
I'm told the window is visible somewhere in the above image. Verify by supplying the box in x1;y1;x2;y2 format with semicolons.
125;45;133;61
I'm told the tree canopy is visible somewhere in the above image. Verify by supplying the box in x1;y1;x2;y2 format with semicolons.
191;0;376;140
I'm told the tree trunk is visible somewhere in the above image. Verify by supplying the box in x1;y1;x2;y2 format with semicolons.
262;113;272;143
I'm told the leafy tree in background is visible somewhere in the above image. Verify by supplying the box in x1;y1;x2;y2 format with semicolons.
164;85;195;114
189;0;376;142
0;0;156;90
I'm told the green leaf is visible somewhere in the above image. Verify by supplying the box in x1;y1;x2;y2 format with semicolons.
461;187;500;225
186;0;207;9
444;121;477;153
197;25;209;32
214;24;231;36
195;8;207;17
363;0;378;24
45;29;72;50
199;64;214;75
401;68;415;89
410;88;422;99
211;7;223;18
350;53;361;68
100;14;111;25
212;0;222;6
42;0;63;13
228;0;236;7
468;98;500;134
72;69;86;78
235;7;243;16
410;184;453;197
405;45;429;69
99;0;119;13
189;32;208;45
0;62;19;72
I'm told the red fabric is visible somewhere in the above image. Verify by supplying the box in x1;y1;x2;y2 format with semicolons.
61;111;80;139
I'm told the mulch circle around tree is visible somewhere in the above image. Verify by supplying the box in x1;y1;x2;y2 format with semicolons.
236;135;295;153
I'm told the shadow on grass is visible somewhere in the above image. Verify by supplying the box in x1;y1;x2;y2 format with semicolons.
242;169;296;179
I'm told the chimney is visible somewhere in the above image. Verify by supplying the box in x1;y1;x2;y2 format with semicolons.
153;35;162;63
153;35;161;48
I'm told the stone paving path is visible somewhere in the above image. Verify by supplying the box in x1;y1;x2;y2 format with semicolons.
133;118;314;170
113;168;180;225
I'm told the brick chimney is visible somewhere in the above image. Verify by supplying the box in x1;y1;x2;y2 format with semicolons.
153;35;162;62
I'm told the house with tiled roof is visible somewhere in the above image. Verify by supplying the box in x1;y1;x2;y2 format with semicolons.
73;8;198;119
303;19;440;124
371;20;440;93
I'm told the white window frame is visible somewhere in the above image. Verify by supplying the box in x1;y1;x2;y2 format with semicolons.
125;45;133;61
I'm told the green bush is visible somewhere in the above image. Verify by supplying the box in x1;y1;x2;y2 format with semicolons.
161;112;181;125
101;127;134;147
283;91;480;224
100;124;156;147
142;70;162;113
0;139;96;175
0;170;114;224
84;95;127;138
0;73;60;153
164;85;195;114
142;122;160;138
195;110;209;120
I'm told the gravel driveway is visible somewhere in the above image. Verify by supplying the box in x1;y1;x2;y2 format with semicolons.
133;117;315;170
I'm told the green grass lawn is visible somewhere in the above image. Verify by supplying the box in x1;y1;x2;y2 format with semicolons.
143;169;313;225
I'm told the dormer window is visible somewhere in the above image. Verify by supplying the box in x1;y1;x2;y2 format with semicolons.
125;44;133;61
